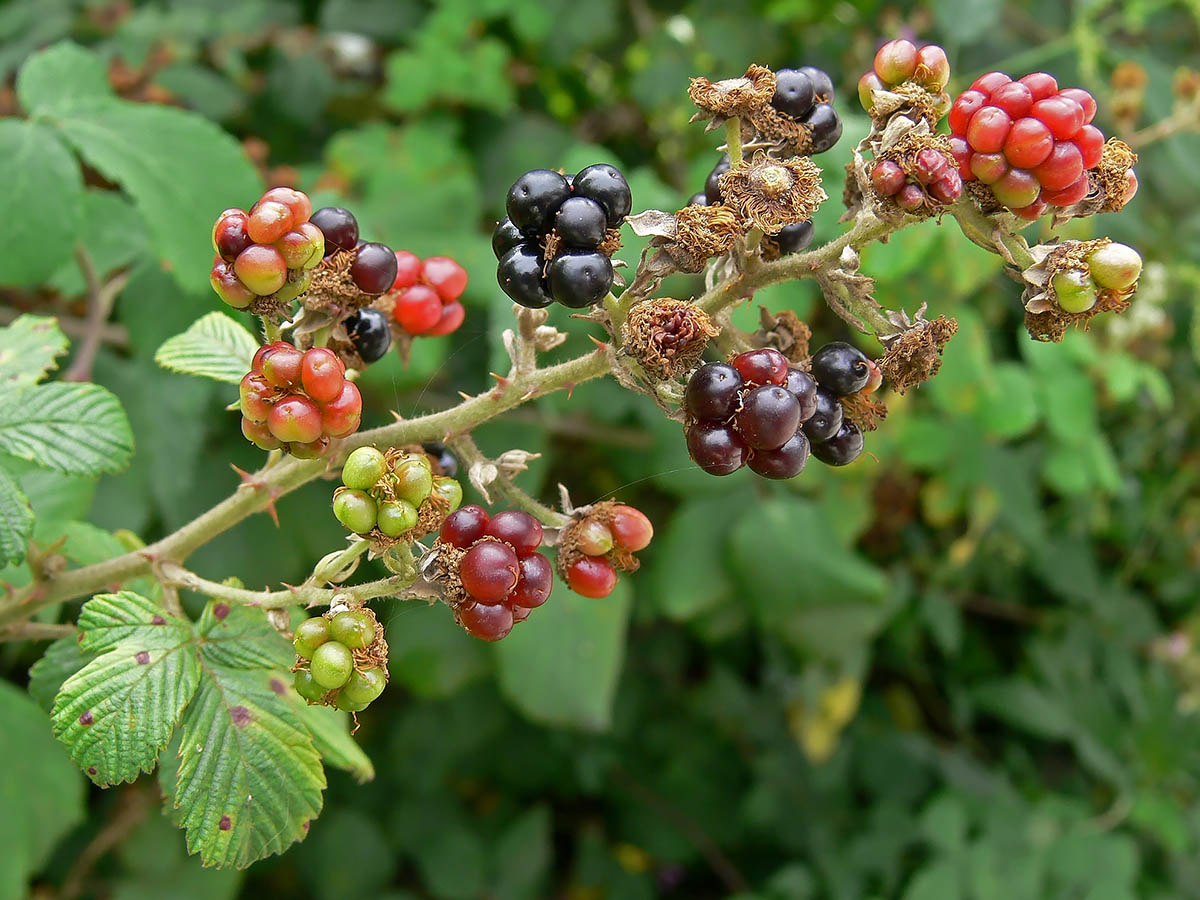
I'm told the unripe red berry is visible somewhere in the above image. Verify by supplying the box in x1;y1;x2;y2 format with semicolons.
268;395;323;444
874;39;917;85
970;71;1011;95
393;285;443;335
858;72;884;112
948;90;987;134
1041;173;1090;206
1058;88;1097;124
871;159;906;196
247;200;295;245
1032;95;1084;140
1033;141;1083;191
989;81;1033;118
575;519;615;556
289;437;331;459
949;136;973;180
566;555;618;599
427;302;465;336
1012;198;1048;221
320;381;362;438
914;44;950;91
210;262;255;309
966;106;1012;154
234;244;287;296
510;552;553;609
928;170;963;204
276;227;324;270
461;539;520;604
258;187;312;225
213;210;253;261
1122;170;1139;204
991;168;1041;208
730;348;788;387
913;148;948;185
609;505;653;552
260;343;304;388
441;505;490;548
970;152;1009;184
241;416;281;450
392;250;422;290
1075;125;1104;169
239;372;274;423
457;601;513;641
1018;72;1058;101
1003;117;1055;169
421;256;468;302
485;510;543;556
301;348;345;403
895;183;926;211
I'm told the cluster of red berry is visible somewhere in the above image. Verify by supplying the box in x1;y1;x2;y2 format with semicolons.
239;342;361;456
437;506;553;641
390;251;468;337
949;72;1125;218
561;505;654;599
858;39;951;109
871;149;963;211
210;187;323;309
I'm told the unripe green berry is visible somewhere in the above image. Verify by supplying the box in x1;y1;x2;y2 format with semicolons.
294;669;327;702
334;489;378;534
431;476;463;512
310;641;354;689
340;666;387;706
377;500;418;537
1086;242;1142;291
1052;269;1098;313
328;609;375;650
335;692;371;712
393;457;434;505
342;446;387;490
293;617;330;659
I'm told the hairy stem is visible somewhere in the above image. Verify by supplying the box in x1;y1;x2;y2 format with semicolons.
157;562;433;610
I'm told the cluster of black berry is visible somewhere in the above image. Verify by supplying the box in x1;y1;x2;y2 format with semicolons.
769;66;844;154
494;164;631;309
689;156;815;256
308;206;399;295
684;344;873;478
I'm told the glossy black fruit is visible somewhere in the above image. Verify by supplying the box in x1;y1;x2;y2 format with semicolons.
798;65;835;101
506;169;572;235
772;68;816;119
810;341;871;395
685;362;744;421
805;103;843;154
422;442;458;478
782;367;818;421
350;242;399;294
688;191;709;207
497;243;554;309
811;421;864;466
776;220;815;254
492;217;524;260
310;206;359;255
705;156;731;204
572;164;632;225
548;251;613;308
802;387;844;442
343;308;392;363
554;196;608;248
748;430;810;479
686;421;748;475
735;385;802;450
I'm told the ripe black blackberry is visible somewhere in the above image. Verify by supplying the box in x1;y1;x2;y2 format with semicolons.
804;340;878;467
768;65;843;155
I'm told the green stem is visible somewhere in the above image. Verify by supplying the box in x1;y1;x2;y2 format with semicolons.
447;434;569;527
312;324;332;348
949;200;1035;270
309;538;371;584
262;319;282;342
158;562;431;610
725;117;743;167
604;291;633;338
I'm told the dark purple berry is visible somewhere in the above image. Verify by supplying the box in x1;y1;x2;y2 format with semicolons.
798;66;835;101
572;164;632;226
748;430;810;479
735;385;802;450
310;207;359;255
802;387;844;442
507;169;572;235
686;421;748;476
810;341;871;396
783;368;818;421
688;191;709;206
422;442;458;478
771;68;816;119
548;251;613;308
804;103;843;154
775;220;814;254
554;196;608;248
350;242;399;294
343;308;392;363
811;421;864;466
492;217;524;260
498;243;554;309
705;156;731;204
685;362;744;421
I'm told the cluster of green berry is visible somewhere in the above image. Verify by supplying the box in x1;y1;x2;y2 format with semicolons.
292;608;387;712
333;445;463;539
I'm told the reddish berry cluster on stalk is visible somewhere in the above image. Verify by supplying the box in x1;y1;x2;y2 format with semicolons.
871;149;963;211
210;187;323;309
437;506;553;641
858;39;951;106
949;72;1127;218
563;505;654;599
239;342;362;456
390;250;468;337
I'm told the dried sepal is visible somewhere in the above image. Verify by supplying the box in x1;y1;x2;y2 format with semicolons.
756;307;811;364
719;154;827;235
621;298;719;381
305;248;376;312
877;308;958;393
841;391;888;432
688;64;776;122
865;82;950;129
1019;238;1136;341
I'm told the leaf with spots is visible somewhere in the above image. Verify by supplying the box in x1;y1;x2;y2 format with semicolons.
168;601;324;868
51;592;200;786
0;315;68;390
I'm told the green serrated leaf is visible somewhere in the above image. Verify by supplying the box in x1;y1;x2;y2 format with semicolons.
0;119;82;286
52;592;199;785
0;465;33;567
15;40;113;116
54;94;261;290
155;312;260;384
289;700;375;783
0;315;68;388
171;602;324;868
0;382;133;476
28;635;93;713
0;680;85;900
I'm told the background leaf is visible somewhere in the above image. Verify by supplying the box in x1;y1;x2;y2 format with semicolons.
0;466;33;567
0;382;133;476
154;312;260;384
0;315;68;388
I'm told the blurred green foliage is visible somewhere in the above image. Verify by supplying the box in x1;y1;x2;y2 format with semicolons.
2;0;1200;897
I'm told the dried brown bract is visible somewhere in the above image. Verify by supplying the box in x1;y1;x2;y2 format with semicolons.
688;64;776;121
622;298;719;380
720;154;826;234
878;313;958;393
756;307;811;364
